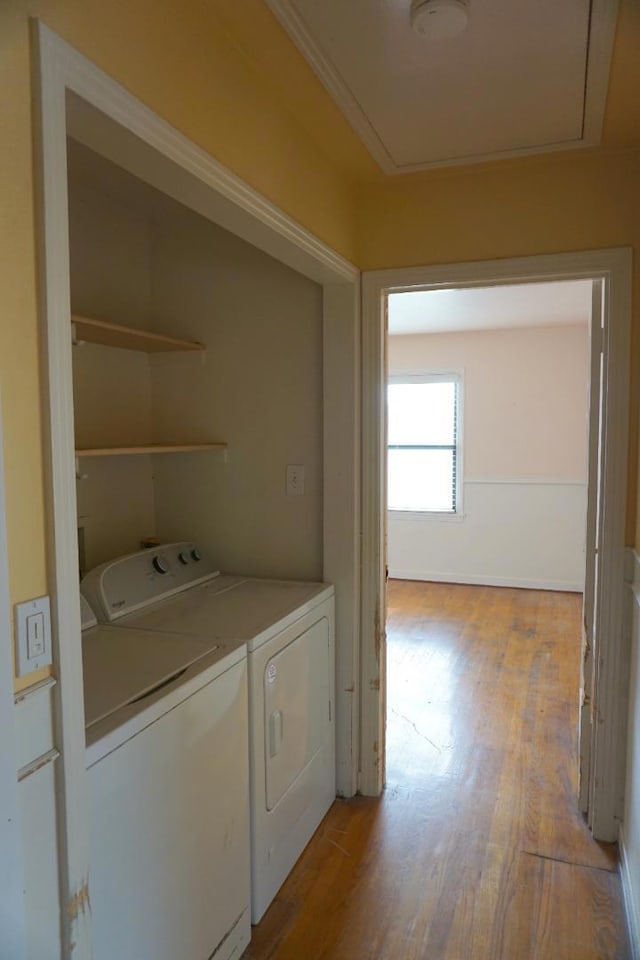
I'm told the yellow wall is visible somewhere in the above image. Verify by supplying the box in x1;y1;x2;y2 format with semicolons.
356;150;640;270
0;0;358;690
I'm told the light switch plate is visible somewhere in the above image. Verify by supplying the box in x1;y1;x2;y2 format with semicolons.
15;596;52;676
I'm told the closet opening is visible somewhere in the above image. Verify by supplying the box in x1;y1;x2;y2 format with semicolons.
34;27;360;951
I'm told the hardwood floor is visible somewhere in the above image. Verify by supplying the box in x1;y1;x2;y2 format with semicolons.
243;581;630;960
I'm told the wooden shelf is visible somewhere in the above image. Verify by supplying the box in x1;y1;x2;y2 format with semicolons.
76;443;226;458
71;316;221;464
71;314;205;353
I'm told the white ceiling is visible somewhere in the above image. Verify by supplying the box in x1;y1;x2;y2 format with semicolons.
388;280;592;335
265;0;618;173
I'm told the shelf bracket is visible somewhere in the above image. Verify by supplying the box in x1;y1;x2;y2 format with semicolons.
75;457;87;481
70;322;85;348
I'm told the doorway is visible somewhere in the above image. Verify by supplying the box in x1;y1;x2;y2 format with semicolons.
361;251;632;845
383;277;591;822
385;280;591;590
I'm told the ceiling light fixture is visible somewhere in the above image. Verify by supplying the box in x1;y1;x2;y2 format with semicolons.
410;0;470;40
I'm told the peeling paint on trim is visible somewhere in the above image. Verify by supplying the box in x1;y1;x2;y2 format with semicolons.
67;878;91;922
374;601;381;664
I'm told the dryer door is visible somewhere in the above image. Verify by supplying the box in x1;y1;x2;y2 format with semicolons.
264;617;331;811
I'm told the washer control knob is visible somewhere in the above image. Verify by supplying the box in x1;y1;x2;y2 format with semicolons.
191;548;202;562
152;555;169;575
177;551;190;565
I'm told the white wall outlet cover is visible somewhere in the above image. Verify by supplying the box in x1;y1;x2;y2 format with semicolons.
286;464;305;496
15;595;53;676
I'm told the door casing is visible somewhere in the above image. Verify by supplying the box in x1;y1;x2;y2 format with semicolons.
580;280;604;816
361;251;632;843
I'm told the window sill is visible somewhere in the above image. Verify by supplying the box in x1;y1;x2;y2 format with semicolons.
388;510;465;523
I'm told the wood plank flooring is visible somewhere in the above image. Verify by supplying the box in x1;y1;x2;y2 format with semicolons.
243;581;630;960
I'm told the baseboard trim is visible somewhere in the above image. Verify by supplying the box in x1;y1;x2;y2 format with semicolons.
387;570;582;592
619;827;640;959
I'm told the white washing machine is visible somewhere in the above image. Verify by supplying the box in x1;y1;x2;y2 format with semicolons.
82;541;336;923
80;593;251;960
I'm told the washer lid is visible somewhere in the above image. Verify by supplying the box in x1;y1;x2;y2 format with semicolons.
82;624;223;728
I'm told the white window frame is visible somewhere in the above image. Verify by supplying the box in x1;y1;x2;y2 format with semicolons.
387;371;464;520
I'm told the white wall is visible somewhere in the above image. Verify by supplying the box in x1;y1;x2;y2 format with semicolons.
0;401;27;959
621;550;640;956
15;682;61;960
388;323;589;590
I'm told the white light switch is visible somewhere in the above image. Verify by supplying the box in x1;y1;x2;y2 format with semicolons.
15;596;52;676
27;613;46;658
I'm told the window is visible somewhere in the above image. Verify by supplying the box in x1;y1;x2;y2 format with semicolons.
387;374;461;513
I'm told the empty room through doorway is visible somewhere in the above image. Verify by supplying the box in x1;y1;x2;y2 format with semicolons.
386;279;592;592
385;278;592;780
382;279;626;951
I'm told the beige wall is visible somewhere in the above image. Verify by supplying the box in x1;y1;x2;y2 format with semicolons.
69;151;323;581
389;324;589;480
69;162;158;572
387;324;589;588
149;191;324;581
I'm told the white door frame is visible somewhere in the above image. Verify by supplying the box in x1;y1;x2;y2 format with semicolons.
0;399;26;959
33;22;360;956
579;279;604;816
361;250;632;842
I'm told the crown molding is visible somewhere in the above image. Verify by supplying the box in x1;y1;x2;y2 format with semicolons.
265;0;620;175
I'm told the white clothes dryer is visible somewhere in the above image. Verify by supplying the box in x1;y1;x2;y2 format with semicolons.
82;542;336;923
80;593;251;960
241;580;335;923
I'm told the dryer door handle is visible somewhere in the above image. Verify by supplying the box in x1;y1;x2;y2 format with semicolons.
269;710;283;758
